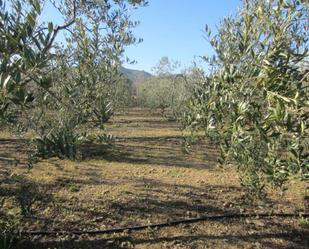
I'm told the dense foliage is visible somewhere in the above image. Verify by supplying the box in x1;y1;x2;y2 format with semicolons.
137;57;196;118
184;0;309;198
0;0;146;159
0;0;145;245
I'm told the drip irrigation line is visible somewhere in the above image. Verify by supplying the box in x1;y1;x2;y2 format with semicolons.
20;212;309;237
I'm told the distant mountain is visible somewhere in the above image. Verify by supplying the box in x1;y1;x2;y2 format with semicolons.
120;67;152;87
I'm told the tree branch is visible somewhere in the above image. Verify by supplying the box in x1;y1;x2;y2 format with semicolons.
43;0;77;53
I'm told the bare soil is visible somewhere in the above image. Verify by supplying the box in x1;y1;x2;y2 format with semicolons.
0;108;308;248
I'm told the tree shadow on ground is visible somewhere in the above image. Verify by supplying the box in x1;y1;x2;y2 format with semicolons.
2;109;307;248
81;135;220;170
33;176;262;238
26;178;240;232
19;226;309;249
108;118;178;127
0;138;30;168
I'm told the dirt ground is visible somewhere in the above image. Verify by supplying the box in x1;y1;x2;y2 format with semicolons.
0;108;308;249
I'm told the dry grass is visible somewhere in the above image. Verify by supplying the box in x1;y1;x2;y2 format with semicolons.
0;108;308;248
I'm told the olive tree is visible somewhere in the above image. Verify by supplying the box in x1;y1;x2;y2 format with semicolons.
0;0;57;123
31;17;138;159
0;0;147;159
0;0;146;119
1;1;146;244
184;0;309;199
137;57;195;118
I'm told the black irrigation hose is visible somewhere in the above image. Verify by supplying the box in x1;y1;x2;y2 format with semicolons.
20;212;309;237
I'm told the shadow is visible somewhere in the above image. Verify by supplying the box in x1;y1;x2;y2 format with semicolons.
0;138;30;168
81;135;220;170
0;138;29;152
39;177;242;234
108;119;178;125
18;228;309;249
0;175;54;219
2;108;307;249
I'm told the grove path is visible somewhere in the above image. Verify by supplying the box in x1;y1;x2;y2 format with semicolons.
0;108;308;249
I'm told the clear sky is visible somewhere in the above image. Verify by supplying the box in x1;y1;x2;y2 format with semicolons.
123;0;242;73
40;1;242;73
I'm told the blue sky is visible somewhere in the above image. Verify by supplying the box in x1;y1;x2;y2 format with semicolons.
124;0;242;72
39;1;242;72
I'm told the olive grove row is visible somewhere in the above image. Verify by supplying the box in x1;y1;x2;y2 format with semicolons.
1;0;308;202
